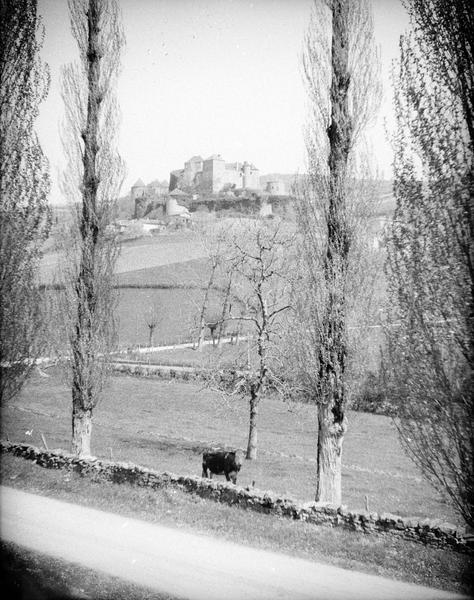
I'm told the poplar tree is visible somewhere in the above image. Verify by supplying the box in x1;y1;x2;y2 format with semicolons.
0;0;51;402
297;0;381;504
385;0;474;527
60;0;124;457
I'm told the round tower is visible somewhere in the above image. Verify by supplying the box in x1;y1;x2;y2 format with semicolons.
131;178;146;201
242;162;251;189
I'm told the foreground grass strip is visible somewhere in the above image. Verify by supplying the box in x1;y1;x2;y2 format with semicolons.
0;541;174;600
1;454;473;596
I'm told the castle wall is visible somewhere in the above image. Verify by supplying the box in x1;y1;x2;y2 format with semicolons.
169;170;183;191
265;180;285;195
183;161;203;186
171;155;261;194
202;157;226;193
223;164;243;189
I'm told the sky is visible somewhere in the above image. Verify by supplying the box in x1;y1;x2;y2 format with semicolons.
36;0;409;205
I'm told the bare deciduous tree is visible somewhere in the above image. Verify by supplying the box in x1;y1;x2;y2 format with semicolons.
295;0;381;504
145;304;161;347
195;222;232;350
385;0;474;527
0;0;51;402
209;218;294;460
59;0;124;457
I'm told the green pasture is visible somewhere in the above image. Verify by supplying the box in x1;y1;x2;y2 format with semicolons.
116;287;223;347
40;231;207;284
115;257;210;288
3;368;459;525
114;256;211;347
124;342;254;368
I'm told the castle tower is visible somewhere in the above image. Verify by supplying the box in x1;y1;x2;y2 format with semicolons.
131;178;146;200
183;155;204;187
202;154;225;193
242;162;251;189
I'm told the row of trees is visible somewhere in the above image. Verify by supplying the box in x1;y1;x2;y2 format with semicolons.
1;0;472;527
1;0;123;459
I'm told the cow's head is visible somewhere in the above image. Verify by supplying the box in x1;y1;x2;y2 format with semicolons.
234;450;244;470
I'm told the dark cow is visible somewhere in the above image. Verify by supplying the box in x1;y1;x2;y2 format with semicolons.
202;449;243;484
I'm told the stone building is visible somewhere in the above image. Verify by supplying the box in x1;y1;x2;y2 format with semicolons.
265;180;286;196
131;178;168;219
170;154;260;194
131;178;168;201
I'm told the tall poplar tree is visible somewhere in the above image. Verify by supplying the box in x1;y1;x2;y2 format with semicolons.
386;0;473;527
60;0;124;457
296;0;381;504
0;0;51;402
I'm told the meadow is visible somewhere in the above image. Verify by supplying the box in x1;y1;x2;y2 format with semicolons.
39;230;207;284
31;231;439;525
3;367;459;525
6;228;472;595
115;254;228;346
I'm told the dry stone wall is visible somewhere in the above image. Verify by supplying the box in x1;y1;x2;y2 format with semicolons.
1;441;472;554
112;362;204;381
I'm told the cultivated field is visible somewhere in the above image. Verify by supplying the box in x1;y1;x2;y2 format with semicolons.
116;287;222;347
39;231;207;283
3;368;459;525
42;232;232;348
115;255;227;347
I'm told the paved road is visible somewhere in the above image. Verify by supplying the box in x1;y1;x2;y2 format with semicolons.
0;486;465;600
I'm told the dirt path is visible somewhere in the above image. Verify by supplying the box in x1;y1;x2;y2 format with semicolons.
0;486;465;600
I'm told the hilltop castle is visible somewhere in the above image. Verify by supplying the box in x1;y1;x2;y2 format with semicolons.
170;154;261;194
129;154;289;219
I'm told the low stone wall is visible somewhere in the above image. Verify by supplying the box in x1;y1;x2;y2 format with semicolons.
112;362;244;387
2;441;471;553
112;362;203;381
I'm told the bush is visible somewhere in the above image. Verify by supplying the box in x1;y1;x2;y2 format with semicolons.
351;371;395;415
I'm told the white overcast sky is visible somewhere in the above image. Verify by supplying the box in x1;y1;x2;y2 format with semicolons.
36;0;409;204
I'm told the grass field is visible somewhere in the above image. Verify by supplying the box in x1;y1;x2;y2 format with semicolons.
116;233;206;275
116;286;224;347
115;256;210;288
40;231;207;283
2;368;459;525
122;337;255;366
42;233;230;348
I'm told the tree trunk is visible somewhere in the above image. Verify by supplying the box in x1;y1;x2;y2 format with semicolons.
246;392;258;460
217;275;232;347
148;326;155;347
315;403;347;505
197;263;216;351
71;405;93;457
